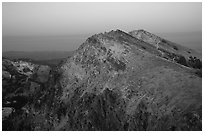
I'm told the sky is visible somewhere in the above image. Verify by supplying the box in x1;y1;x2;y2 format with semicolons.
2;2;202;51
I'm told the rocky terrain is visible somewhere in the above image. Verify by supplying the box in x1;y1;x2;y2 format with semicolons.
2;29;202;131
2;58;53;130
129;30;202;68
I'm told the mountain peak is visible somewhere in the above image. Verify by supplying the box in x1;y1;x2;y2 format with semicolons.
129;29;162;43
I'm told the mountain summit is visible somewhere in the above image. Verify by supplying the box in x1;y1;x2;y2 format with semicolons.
129;29;162;46
2;29;202;131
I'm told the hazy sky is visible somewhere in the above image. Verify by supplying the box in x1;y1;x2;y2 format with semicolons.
2;2;202;51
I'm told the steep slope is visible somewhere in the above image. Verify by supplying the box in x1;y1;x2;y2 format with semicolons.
57;30;202;130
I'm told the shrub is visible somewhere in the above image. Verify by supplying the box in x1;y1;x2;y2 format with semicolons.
107;57;126;71
161;39;167;43
173;46;178;50
141;46;146;50
188;56;202;69
195;70;202;77
175;55;188;67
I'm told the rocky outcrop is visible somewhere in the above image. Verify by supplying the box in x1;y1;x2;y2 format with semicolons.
2;71;11;79
2;107;14;120
2;58;53;130
129;29;162;47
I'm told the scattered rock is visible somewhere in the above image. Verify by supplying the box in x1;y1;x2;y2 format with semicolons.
2;71;11;79
2;107;14;119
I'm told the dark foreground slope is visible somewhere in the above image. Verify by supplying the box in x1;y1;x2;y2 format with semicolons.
2;30;202;131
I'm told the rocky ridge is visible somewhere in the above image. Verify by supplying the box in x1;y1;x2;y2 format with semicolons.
129;30;202;70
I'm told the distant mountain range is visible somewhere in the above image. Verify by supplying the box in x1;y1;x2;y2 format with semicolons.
2;51;74;61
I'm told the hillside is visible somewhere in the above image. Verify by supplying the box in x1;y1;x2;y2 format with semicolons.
2;29;202;131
